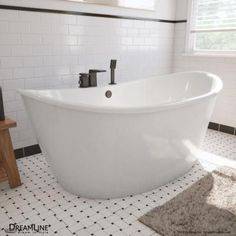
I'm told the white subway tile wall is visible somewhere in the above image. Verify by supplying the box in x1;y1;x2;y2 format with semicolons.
173;23;236;128
0;9;175;149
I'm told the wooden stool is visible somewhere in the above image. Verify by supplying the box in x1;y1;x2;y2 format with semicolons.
0;118;21;188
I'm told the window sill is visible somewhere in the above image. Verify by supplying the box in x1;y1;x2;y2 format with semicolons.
182;52;236;58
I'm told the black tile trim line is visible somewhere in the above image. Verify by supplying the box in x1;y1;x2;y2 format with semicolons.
0;5;187;24
14;144;41;159
208;122;236;135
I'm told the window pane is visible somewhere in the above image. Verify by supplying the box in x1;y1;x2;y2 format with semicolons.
195;31;236;51
194;0;236;30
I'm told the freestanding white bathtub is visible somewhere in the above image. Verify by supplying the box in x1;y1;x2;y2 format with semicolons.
19;72;222;199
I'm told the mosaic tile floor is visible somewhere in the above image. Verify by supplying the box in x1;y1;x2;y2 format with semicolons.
202;129;236;161
0;130;235;236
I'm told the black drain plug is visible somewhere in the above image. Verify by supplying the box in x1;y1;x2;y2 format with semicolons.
105;90;112;98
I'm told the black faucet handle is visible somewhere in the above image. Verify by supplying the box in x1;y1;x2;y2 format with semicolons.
89;69;106;73
79;73;90;88
110;60;117;69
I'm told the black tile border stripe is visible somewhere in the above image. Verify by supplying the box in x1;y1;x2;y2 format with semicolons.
0;5;187;24
14;122;235;159
14;144;41;159
208;122;219;131
208;122;236;135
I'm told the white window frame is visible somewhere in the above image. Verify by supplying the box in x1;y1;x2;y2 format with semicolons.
185;0;236;56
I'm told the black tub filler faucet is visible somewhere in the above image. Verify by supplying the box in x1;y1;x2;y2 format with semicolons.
79;60;117;88
79;70;106;88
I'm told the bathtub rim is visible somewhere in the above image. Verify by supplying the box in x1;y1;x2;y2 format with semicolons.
19;71;223;114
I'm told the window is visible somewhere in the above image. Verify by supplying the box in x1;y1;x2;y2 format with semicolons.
186;0;236;54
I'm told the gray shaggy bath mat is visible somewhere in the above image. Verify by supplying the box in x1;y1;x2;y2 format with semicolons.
139;167;236;236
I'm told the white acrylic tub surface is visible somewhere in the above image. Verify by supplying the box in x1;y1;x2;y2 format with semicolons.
19;72;223;199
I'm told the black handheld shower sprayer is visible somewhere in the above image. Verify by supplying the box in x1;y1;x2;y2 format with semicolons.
109;59;117;85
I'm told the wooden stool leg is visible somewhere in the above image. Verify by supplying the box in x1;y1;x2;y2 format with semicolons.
0;129;21;188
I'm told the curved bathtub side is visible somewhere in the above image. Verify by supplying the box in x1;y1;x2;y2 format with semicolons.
21;92;217;199
18;71;223;114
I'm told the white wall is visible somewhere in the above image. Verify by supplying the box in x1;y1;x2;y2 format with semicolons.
173;0;236;128
175;0;188;21
0;0;176;149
